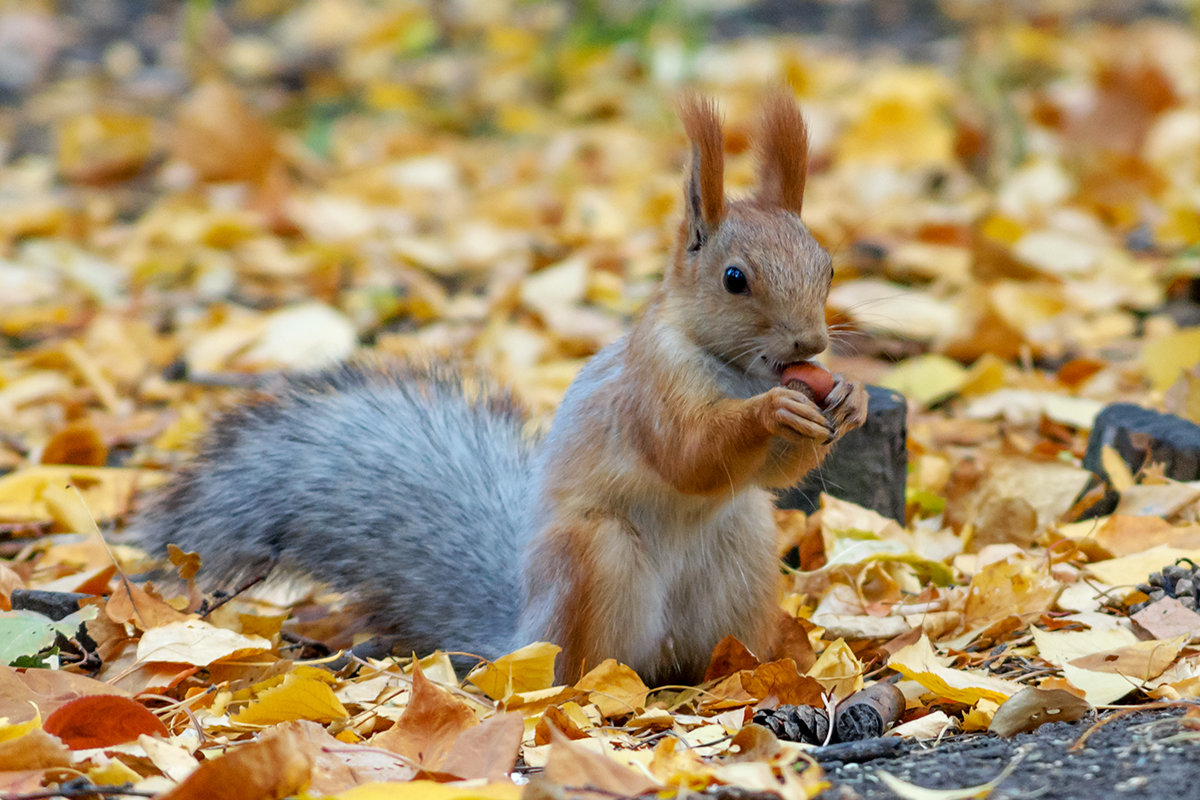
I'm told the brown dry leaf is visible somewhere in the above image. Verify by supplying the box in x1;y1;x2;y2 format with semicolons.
1131;597;1200;640
159;723;313;800
285;720;416;796
988;687;1091;737
370;662;478;770
0;664;132;721
533;704;590;745
107;578;191;629
0;565;25;610
42;420;107;466
745;659;827;707
1068;636;1186;681
574;658;648;719
542;723;660;797
172;81;278;183
0;728;71;771
768;611;819;673
703;635;761;683
1029;626;1141;705
438;712;524;782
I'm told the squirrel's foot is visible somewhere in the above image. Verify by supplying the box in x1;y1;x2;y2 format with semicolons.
822;376;868;443
761;386;836;443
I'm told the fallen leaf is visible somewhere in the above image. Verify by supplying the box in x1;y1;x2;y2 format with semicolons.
231;673;349;726
574;659;648;719
43;694;168;748
888;635;1021;705
135;619;272;666
467;641;560;701
987;687;1091;737
542;723;660;797
370;662;478;770
158;724;312;800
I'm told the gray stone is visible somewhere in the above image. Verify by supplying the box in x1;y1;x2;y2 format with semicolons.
777;385;908;523
1084;403;1200;482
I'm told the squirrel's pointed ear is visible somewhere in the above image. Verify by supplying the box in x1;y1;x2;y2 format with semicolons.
678;94;725;251
754;91;809;215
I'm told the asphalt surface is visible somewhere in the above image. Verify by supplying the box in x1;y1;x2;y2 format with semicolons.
816;707;1199;799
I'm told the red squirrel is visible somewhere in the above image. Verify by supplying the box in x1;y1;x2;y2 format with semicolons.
132;93;868;685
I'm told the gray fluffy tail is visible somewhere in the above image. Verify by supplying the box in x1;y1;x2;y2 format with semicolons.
130;361;532;661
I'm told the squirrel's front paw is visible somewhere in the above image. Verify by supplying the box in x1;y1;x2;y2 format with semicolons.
822;376;868;442
760;386;835;443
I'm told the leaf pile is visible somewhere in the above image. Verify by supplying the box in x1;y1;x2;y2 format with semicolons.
2;1;1200;799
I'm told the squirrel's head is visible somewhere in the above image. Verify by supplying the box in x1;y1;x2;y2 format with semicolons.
665;92;832;383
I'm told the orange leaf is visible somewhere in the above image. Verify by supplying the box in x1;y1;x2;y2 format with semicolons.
159;724;312;800
106;579;190;630
703;636;761;683
43;694;168;749
369;662;478;770
543;724;660;797
42;421;107;466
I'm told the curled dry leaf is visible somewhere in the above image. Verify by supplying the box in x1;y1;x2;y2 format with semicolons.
988;687;1092;737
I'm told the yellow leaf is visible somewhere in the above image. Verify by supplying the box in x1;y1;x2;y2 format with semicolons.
575;659;649;719
0;466;162;524
807;639;862;702
467;641;560;701
960;699;998;732
836;68;955;167
1142;326;1200;392
958;354;1009;397
963;559;1061;631
0;710;41;743
232;673;348;725
58;112;154;183
880;354;967;407
1101;445;1136;491
1085;545;1200;587
888;635;1020;705
87;757;143;786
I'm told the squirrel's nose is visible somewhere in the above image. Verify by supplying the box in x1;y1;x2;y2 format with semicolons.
790;331;828;359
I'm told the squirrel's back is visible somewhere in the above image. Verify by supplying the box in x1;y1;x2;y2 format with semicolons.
131;361;533;661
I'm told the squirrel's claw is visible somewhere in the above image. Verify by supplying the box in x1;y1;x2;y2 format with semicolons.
824;375;868;443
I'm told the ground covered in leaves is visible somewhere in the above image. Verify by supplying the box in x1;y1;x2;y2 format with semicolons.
2;1;1200;799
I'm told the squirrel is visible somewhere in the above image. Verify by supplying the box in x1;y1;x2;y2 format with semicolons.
131;93;868;686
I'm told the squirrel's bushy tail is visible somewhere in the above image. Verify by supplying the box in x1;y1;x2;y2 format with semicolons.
130;361;532;661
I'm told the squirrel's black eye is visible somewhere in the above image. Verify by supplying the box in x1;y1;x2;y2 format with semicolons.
722;266;749;295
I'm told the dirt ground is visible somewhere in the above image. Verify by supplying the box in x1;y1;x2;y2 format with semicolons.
816;708;1199;799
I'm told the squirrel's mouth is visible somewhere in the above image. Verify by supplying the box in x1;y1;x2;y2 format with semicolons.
767;358;809;378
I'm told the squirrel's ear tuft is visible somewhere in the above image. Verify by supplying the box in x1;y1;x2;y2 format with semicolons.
678;93;726;251
754;90;809;215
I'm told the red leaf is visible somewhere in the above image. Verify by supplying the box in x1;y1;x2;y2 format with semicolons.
43;694;167;749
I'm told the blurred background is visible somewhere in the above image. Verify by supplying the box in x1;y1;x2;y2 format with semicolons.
0;0;1199;474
